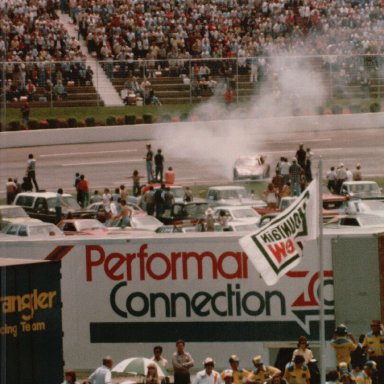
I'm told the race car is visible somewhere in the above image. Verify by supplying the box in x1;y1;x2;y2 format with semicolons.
233;155;270;181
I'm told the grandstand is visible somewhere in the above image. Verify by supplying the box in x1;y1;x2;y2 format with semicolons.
1;0;384;113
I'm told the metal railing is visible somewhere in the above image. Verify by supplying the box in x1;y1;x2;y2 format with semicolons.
1;54;383;128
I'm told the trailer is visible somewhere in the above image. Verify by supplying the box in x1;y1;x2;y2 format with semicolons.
0;229;383;372
0;258;64;384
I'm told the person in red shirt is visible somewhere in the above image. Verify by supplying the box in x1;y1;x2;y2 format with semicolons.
77;174;90;208
165;167;175;184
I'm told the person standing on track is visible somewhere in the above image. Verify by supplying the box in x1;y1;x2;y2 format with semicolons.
145;144;154;183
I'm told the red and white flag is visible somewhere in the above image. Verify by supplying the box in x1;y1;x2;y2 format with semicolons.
239;180;319;286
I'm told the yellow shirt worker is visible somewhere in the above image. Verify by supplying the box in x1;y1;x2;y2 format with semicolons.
284;355;311;384
221;355;249;384
247;356;281;384
330;324;357;365
363;320;384;357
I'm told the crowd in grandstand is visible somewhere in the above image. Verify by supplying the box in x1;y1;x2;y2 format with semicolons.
1;0;384;103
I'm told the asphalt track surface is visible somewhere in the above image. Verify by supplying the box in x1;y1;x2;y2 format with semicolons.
0;127;383;196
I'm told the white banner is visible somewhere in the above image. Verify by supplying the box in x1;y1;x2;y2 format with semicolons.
239;180;319;286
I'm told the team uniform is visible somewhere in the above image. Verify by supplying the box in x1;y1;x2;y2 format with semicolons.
330;336;357;365
221;369;248;384
247;366;280;383
284;362;311;384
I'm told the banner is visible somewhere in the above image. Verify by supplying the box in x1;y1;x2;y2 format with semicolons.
239;180;319;286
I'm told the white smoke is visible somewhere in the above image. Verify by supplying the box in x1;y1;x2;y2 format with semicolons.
156;52;328;179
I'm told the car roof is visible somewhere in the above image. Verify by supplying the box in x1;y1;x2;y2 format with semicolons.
214;205;255;210
208;185;246;191
16;192;72;198
0;205;20;209
342;181;377;185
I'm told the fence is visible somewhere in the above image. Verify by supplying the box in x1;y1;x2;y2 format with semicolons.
1;54;384;128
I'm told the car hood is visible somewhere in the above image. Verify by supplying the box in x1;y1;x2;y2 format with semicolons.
217;198;267;208
235;167;263;175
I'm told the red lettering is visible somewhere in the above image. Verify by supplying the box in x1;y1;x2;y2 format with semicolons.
147;253;171;280
137;244;148;280
182;251;217;279
171;252;182;280
286;239;296;254
242;252;248;278
105;252;126;281
125;253;136;281
267;240;297;264
86;245;105;281
217;252;243;279
267;242;288;263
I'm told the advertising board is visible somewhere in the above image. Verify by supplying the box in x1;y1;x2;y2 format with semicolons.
0;258;63;384
0;233;336;369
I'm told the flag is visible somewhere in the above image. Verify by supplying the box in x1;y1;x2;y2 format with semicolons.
239;180;319;286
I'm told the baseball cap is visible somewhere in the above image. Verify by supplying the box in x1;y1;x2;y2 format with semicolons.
203;357;215;366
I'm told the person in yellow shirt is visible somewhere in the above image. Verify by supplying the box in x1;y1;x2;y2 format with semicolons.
363;320;384;384
221;355;248;384
330;324;357;367
247;356;281;384
283;355;310;384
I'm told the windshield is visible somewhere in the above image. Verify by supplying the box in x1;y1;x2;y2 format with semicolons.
47;196;81;211
219;188;249;199
349;183;380;195
0;206;29;218
184;203;209;217
231;208;260;219
29;225;62;236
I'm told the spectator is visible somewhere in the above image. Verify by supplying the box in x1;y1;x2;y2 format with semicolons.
172;340;194;384
192;358;221;384
165;167;175;184
54;80;68;100
6;178;17;204
77;174;90;208
86;356;113;384
20;100;30;124
154;149;164;183
353;164;363;181
26;154;39;192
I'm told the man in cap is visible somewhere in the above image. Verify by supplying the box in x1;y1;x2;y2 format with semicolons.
335;163;348;194
284;355;310;384
193;358;222;384
330;324;357;367
247;356;281;384
362;320;384;384
222;370;234;384
86;356;113;384
353;164;363;181
221;355;248;384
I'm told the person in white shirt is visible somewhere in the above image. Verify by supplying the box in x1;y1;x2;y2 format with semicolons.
87;356;113;384
292;336;314;364
193;358;222;384
152;345;169;370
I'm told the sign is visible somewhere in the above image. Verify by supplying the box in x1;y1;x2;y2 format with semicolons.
239;181;319;286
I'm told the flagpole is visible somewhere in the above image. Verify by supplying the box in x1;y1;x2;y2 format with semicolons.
318;158;326;382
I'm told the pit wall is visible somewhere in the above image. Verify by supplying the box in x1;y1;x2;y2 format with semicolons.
1;112;384;149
